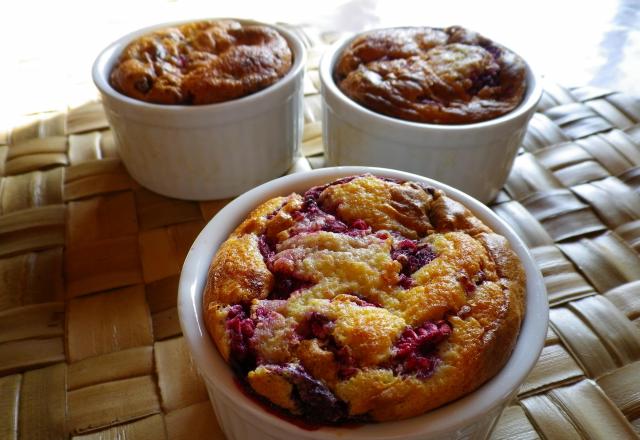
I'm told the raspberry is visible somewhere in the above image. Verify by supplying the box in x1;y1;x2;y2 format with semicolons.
391;240;437;287
392;320;451;378
296;312;335;340
266;363;348;423
225;305;256;372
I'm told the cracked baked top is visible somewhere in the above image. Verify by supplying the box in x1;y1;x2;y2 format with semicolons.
203;174;525;424
334;26;527;124
110;20;292;105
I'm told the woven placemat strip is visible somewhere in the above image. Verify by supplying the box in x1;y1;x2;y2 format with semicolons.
1;32;640;439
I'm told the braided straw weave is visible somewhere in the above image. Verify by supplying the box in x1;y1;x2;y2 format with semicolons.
1;25;640;440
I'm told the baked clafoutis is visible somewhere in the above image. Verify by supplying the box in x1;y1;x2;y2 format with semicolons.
203;174;525;424
110;20;292;105
334;26;527;124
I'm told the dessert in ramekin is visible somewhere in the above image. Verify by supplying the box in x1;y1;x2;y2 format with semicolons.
203;173;526;423
93;19;306;200
320;26;542;203
334;26;526;124
110;20;293;105
178;167;548;440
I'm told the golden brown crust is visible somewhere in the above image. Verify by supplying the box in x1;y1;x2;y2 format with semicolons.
429;192;492;236
110;20;292;105
319;178;434;238
473;232;526;386
335;26;526;124
202;174;525;423
203;234;273;305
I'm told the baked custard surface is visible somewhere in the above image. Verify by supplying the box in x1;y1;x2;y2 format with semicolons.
110;20;292;105
335;26;527;124
203;174;525;423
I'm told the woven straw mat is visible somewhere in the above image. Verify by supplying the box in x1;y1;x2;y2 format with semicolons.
2;26;640;440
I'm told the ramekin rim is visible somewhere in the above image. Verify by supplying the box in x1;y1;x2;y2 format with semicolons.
318;28;543;132
92;17;307;113
178;166;549;438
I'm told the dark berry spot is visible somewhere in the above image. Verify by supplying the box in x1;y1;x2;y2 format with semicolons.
458;270;486;295
302;175;357;204
134;76;152;93
475;270;486;286
303;187;324;205
296;312;334;340
375;231;390;240
321;218;349;234
398;273;415;289
459;273;476;294
226;303;246;319
258;235;275;261
270;275;311;300
469;69;500;94
421;185;438;196
351;219;368;230
391;240;437;276
288;196;348;237
349;294;381;308
334;346;358;379
391;320;451;378
296;312;362;380
263;246;313;300
268;364;348;423
376;176;404;184
225;304;256;373
253;302;284;320
342;230;364;239
483;44;502;59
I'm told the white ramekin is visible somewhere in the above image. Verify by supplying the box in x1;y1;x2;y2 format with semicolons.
178;166;548;440
93;19;306;200
319;32;543;203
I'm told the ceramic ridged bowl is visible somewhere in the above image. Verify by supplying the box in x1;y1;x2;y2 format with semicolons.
178;166;549;440
92;19;306;201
